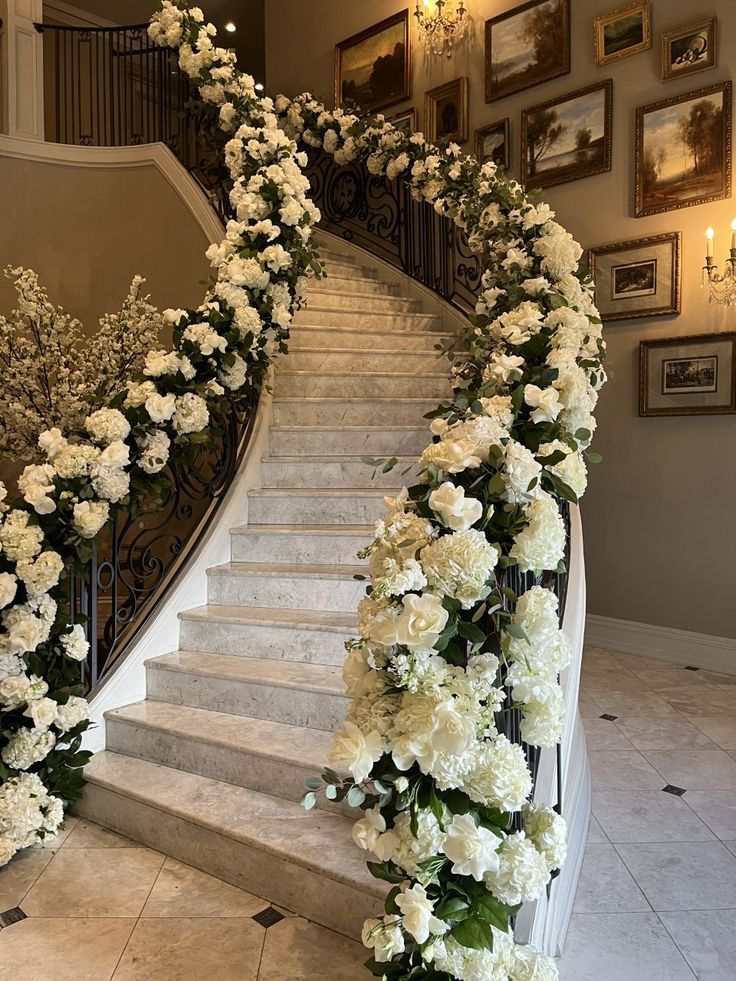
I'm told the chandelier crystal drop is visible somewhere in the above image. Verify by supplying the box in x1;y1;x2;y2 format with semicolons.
414;0;467;58
702;221;736;305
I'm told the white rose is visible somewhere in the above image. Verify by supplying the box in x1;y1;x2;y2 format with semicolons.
145;392;177;424
5;616;44;656
38;428;67;460
23;696;58;728
524;384;563;424
352;806;386;853
395;884;447;944
342;645;373;697
328;720;383;784
421;438;482;475
0;573;18;609
394;593;449;652
362;915;405;963
60;623;89;662
442;812;501;881
54;695;89;732
429;482;483;532
430;699;475;756
485;352;525;384
72;501;109;539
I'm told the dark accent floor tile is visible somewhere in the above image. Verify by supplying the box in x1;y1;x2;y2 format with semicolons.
663;784;687;797
252;906;285;929
600;713;618;722
0;907;27;928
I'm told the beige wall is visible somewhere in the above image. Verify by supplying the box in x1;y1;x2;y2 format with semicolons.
0;157;210;327
266;0;736;639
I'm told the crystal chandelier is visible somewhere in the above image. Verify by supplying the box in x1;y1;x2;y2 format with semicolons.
414;0;467;58
703;222;736;305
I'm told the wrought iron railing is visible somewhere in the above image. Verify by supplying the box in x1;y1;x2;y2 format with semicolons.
70;393;257;692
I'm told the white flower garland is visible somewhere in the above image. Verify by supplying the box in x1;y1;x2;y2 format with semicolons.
1;7;606;979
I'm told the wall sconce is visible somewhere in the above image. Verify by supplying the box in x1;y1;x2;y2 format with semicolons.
414;0;468;58
703;221;736;305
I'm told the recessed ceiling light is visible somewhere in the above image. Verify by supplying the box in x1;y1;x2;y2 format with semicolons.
225;21;236;32
255;82;264;91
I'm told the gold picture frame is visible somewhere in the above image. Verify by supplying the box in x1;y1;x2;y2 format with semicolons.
334;9;412;115
661;17;718;83
521;79;613;191
595;1;651;67
425;77;469;145
386;106;417;137
588;232;681;321
485;0;570;103
639;332;736;417
475;118;510;169
635;81;732;217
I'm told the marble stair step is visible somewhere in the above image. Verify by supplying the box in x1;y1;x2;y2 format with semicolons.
75;752;384;939
105;701;339;810
261;455;419;488
290;324;452;352
274;370;449;399
292;306;442;331
320;260;380;279
280;347;446;374
231;523;371;565
146;651;348;731
247;487;395;525
305;288;421;313
178;604;356;664
309;273;400;297
272;398;436;427
269;425;428;456
207;560;367;610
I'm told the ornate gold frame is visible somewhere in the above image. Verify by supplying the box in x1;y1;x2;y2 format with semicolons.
594;1;651;67
588;232;682;321
334;9;412;114
485;0;570;103
661;17;718;83
639;331;736;417
521;79;613;191
474;118;510;169
386;106;418;136
634;81;732;218
424;77;469;145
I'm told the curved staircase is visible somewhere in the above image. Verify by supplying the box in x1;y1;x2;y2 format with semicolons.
76;241;454;940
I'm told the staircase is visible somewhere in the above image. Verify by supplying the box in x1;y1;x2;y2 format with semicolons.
76;240;454;940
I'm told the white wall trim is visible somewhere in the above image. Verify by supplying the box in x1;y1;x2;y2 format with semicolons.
42;0;116;27
586;614;736;676
0;136;223;245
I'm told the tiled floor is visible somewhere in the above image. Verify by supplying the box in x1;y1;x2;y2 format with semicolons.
1;646;735;979
0;819;365;980
559;647;736;981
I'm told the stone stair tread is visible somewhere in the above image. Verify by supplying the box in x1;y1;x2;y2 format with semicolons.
302;304;432;320
306;287;419;301
231;523;373;535
282;345;443;356
261;454;414;463
249;487;398;497
106;700;334;770
82;751;382;897
179;604;357;632
270;424;426;432
277;369;448;378
292;324;452;339
148;650;345;695
207;560;367;579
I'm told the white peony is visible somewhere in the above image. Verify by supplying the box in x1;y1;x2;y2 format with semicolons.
54;695;89;733
429;482;483;532
328;720;383;783
421;529;498;609
145;392;177;424
23;696;58;728
18;464;57;515
38;428;67;461
72;501;109;539
442;812;501;881
421;437;482;475
395;883;447;944
524;384;562;424
485;351;525;385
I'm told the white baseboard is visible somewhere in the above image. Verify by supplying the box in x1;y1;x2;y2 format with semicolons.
586;614;736;676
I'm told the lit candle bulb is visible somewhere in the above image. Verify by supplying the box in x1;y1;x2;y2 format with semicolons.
731;218;736;251
706;227;715;258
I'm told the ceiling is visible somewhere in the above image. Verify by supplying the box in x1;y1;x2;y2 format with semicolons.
46;1;265;80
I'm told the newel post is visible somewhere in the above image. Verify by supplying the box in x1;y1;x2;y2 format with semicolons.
0;0;44;139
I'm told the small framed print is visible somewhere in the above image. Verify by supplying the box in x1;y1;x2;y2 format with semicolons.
595;1;651;67
485;0;570;103
425;77;468;145
521;79;612;190
635;82;732;217
661;17;717;83
639;332;736;417
334;10;411;114
386;107;417;137
589;232;681;321
475;118;510;169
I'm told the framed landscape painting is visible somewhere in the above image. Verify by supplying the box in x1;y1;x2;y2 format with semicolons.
425;78;468;145
335;10;411;114
661;17;717;82
635;82;732;217
386;107;417;137
589;232;681;321
485;0;570;103
475;118;510;169
521;79;612;190
639;332;736;417
595;1;651;67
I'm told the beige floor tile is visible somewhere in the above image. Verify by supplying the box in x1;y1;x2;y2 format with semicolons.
0;848;55;912
142;858;268;917
0;917;134;981
62;820;135;849
40;817;78;849
690;716;736;751
112;917;263;980
22;848;164;918
258;916;367;980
